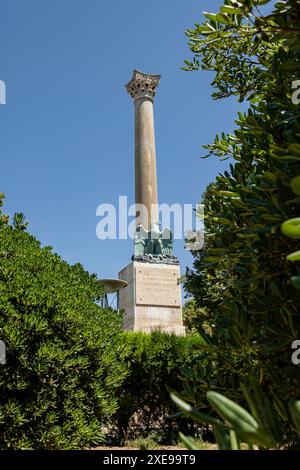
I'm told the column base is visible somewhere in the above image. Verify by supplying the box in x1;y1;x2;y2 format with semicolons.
119;260;185;336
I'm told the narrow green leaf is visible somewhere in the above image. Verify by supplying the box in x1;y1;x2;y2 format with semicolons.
178;432;199;450
291;176;300;196
207;391;258;431
287;250;300;262
220;6;242;14
282;218;300;239
171;393;223;427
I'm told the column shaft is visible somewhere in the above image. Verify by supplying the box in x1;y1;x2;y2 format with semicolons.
135;98;158;229
126;70;161;230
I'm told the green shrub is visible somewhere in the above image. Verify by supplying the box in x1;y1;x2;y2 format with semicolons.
178;0;300;449
0;222;127;449
111;331;202;444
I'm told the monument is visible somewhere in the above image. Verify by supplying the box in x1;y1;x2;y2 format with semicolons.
118;70;185;335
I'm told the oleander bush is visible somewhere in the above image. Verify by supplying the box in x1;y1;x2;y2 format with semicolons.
0;201;127;449
111;331;202;444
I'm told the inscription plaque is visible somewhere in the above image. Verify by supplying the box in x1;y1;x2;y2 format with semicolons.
135;265;180;307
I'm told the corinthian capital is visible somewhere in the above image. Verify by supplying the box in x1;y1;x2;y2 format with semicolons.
126;70;161;102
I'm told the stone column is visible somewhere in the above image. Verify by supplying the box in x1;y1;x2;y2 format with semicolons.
126;70;160;230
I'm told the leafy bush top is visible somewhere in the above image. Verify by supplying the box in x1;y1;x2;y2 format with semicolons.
0;223;126;449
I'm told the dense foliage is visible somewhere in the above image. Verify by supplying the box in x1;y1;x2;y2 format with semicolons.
178;0;300;448
0;201;126;449
111;332;201;444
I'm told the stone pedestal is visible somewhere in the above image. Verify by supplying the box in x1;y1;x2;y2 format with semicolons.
119;261;185;335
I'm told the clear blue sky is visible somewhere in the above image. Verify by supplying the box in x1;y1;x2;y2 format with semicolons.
1;0;245;293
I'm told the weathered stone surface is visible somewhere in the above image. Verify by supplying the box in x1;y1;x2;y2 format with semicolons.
135;264;180;307
118;261;185;335
118;263;135;323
